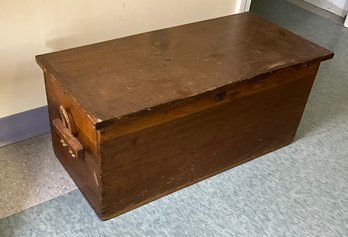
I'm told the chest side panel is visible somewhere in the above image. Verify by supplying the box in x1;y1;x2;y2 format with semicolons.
44;72;102;213
98;63;319;219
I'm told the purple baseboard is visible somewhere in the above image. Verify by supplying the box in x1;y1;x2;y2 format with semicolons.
0;106;50;147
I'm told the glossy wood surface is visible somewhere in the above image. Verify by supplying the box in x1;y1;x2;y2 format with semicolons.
99;63;319;219
36;12;333;126
44;72;101;214
37;13;334;220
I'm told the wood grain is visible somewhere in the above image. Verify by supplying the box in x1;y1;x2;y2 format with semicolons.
36;12;333;124
44;72;102;214
99;64;319;219
99;64;319;141
36;13;334;220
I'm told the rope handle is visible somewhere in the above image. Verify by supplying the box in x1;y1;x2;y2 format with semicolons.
59;105;75;135
55;105;83;158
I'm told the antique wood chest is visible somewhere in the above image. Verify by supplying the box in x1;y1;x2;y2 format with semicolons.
36;12;333;220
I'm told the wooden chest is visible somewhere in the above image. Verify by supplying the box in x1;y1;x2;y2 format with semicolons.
36;12;333;220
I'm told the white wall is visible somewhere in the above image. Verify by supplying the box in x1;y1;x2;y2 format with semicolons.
303;0;348;16
0;0;245;118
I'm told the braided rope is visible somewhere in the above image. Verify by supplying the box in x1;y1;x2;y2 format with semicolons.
59;105;73;134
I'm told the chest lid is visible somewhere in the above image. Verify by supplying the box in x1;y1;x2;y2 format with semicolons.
36;12;333;130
